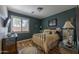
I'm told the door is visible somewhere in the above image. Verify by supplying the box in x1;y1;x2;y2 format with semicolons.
76;7;79;53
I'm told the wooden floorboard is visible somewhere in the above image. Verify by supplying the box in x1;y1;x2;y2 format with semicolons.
17;39;78;54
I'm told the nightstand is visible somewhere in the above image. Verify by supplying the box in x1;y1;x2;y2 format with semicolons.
2;37;17;54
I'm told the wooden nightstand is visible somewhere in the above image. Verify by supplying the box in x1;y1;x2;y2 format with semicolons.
2;37;17;54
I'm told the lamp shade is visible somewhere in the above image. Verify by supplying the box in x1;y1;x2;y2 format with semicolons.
63;21;74;29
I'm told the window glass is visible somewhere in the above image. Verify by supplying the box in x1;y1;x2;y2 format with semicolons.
22;18;29;32
11;15;29;32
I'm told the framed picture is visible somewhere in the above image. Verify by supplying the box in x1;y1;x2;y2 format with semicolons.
48;18;57;27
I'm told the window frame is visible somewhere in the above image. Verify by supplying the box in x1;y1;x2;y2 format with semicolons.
11;15;30;33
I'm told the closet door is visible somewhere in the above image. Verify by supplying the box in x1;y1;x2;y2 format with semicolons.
76;7;79;53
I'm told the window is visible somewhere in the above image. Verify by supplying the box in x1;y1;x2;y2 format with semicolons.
22;18;29;31
11;15;29;32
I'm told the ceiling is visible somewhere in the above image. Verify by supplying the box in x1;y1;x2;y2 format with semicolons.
7;5;76;19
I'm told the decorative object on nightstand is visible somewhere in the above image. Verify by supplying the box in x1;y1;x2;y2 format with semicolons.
62;20;74;48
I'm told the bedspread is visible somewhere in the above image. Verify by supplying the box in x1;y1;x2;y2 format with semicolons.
32;32;59;53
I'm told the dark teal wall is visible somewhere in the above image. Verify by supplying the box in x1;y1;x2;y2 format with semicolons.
41;8;76;29
41;8;77;46
8;11;41;41
7;8;76;41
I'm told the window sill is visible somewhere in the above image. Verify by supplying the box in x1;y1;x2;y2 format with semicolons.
10;31;29;34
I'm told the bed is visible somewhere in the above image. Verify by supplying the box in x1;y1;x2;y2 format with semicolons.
32;29;60;53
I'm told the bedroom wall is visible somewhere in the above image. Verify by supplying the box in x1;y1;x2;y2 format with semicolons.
7;11;41;41
41;8;77;45
0;5;8;20
3;8;77;41
41;8;76;29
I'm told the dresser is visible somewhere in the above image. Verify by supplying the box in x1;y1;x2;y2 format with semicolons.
2;37;17;54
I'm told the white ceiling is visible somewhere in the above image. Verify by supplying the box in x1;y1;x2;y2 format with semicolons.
7;5;76;19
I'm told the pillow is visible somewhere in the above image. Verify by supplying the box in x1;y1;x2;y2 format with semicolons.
43;29;56;34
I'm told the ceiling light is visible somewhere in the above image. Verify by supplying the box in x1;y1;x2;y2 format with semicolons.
37;7;43;12
32;11;34;14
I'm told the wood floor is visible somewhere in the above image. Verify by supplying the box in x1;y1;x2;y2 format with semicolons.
17;39;78;54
